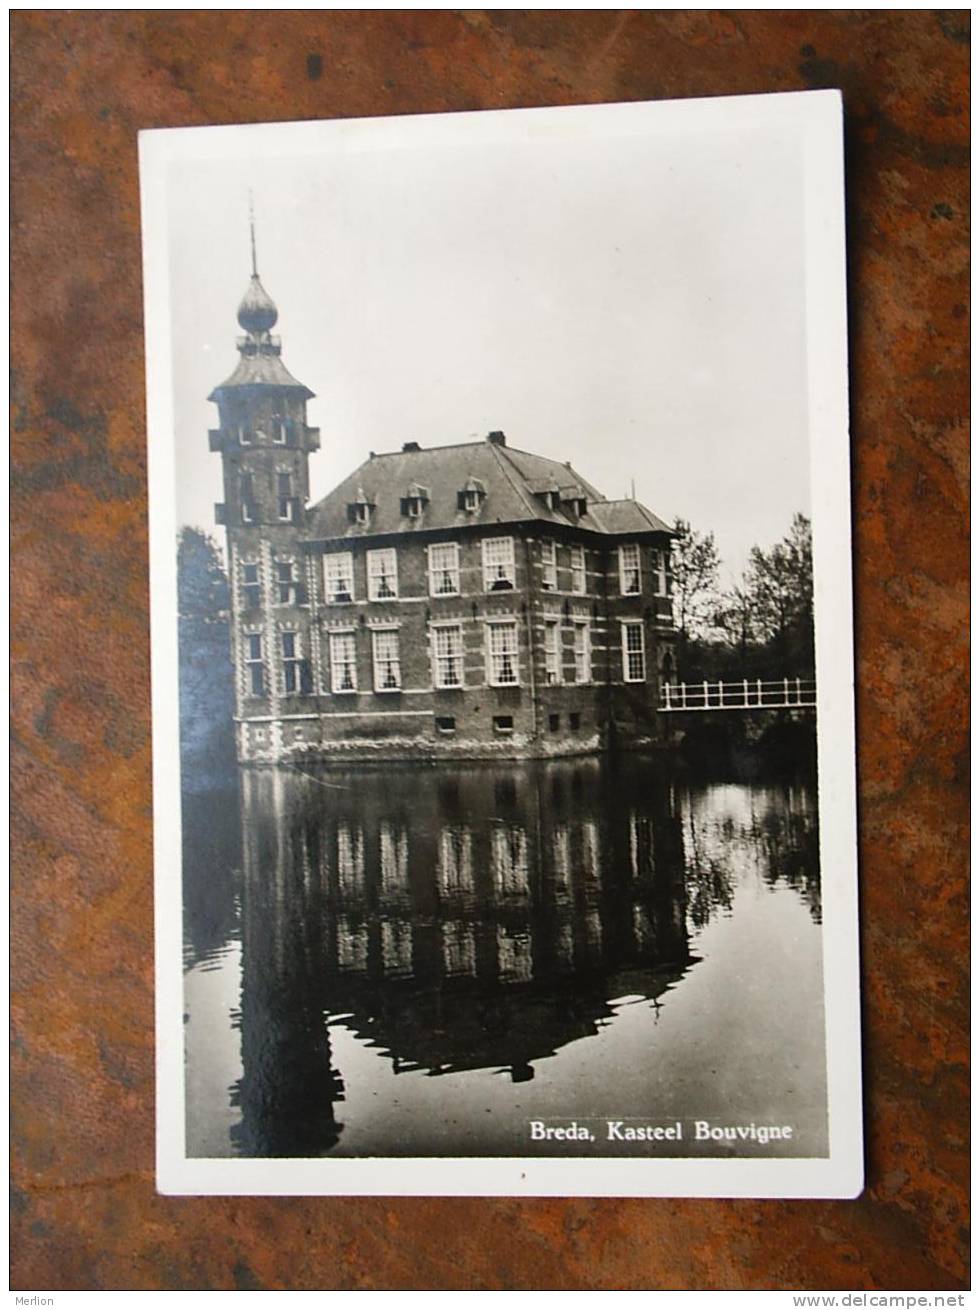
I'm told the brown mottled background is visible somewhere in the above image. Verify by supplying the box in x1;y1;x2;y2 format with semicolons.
10;10;969;1292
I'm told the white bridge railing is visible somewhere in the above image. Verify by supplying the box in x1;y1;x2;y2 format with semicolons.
659;678;817;712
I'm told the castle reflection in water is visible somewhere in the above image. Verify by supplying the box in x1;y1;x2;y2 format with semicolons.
182;755;821;1158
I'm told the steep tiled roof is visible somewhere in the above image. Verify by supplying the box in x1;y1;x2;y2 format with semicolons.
303;437;671;542
209;345;314;400
589;499;673;535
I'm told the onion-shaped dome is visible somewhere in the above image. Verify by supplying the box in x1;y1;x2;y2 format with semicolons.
237;274;278;333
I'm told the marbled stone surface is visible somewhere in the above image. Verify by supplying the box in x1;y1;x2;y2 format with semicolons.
11;10;968;1291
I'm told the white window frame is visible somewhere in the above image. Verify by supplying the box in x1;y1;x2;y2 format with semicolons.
329;630;358;694
544;619;562;685
367;548;399;601
238;424;252;447
652;547;669;597
272;415;287;445
619;542;642;595
573;619;592;684
355;502;371;526
622;620;646;683
323;552;355;604
486;619;520;687
244;631;264;696
281;629;304;694
541;539;558;591
570;545;587;595
431;621;464;689
483;536;516;592
428;542;460;597
372;628;402;692
463;488;480;512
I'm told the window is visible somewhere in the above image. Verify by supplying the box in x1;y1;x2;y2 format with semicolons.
275;560;296;604
330;631;357;693
487;620;519;686
435;716;457;735
244;633;264;696
573;621;591;684
544;620;561;685
277;472;294;522
241;561;261;609
238;424;252;446
240;473;256;524
432;623;464;689
464;488;479;511
569;712;581;730
281;631;305;694
428;542;460;596
348;489;374;526
548;713;560;732
323;552;354;603
483;536;515;591
619;542;641;595
367;548;398;600
401;485;429;519
570;545;586;595
493;715;514;734
542;540;557;590
372;629;401;691
272;413;287;444
652;547;669;596
622;621;646;682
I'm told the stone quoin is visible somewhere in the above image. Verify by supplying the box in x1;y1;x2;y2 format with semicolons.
209;254;677;763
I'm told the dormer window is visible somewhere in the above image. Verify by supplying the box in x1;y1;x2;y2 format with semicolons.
401;483;430;519
458;477;486;513
533;483;561;512
562;493;587;518
347;487;375;526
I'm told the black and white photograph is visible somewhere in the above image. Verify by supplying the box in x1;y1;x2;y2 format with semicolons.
142;91;860;1196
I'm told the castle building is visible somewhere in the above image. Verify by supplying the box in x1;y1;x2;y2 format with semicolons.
209;261;676;763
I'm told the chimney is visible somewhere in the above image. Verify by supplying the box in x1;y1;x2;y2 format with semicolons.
402;441;421;452
487;430;506;446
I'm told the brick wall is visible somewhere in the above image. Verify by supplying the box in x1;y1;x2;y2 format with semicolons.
230;522;674;760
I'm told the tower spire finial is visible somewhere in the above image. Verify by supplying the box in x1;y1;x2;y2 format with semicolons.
248;189;258;277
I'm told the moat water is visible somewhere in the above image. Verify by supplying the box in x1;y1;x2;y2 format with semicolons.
182;752;827;1159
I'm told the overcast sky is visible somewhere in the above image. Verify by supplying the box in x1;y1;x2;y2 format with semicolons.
166;106;810;581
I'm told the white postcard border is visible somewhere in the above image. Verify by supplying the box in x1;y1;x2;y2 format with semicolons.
141;89;862;1198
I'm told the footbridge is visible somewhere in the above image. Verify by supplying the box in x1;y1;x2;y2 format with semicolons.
659;678;817;713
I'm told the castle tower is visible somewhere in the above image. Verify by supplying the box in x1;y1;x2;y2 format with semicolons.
209;225;320;760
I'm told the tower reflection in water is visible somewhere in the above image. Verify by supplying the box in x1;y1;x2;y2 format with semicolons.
231;756;692;1158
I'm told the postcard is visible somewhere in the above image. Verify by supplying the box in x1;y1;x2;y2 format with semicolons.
141;89;861;1196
